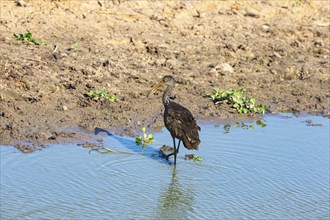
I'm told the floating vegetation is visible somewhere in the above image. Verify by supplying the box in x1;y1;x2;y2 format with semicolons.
160;145;174;153
87;87;118;102
158;145;174;158
223;120;267;134
77;142;131;154
135;127;154;145
159;146;202;162
14;30;46;45
184;154;203;162
204;87;266;114
256;120;267;128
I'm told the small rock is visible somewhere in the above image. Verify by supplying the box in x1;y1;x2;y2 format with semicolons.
209;63;234;77
15;144;36;153
262;23;270;30
41;131;56;140
15;0;27;7
216;63;234;74
314;40;324;47
62;105;68;111
244;9;260;18
273;52;282;58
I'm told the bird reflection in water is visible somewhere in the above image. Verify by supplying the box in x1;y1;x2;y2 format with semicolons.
154;167;195;219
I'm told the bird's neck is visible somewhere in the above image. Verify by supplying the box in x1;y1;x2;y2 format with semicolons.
162;84;174;106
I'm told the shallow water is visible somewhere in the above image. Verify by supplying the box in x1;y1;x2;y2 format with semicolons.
1;114;329;219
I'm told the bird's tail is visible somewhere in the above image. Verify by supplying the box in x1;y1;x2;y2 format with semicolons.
182;129;201;150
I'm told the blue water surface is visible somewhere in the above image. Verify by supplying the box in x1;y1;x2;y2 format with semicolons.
1;114;329;219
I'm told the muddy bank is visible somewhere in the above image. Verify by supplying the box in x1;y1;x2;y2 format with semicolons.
0;1;329;148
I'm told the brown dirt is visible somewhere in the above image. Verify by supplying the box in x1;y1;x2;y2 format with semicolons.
1;0;329;148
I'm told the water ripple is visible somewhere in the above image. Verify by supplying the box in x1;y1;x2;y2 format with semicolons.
1;114;329;219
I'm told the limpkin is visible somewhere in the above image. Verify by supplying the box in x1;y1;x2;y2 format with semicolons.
147;75;201;165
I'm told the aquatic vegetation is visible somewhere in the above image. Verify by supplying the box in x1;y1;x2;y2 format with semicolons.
159;145;174;158
256;120;267;128
159;147;203;162
184;154;203;162
204;87;266;114
223;120;267;134
135;127;154;146
87;87;118;102
14;30;46;45
78;142;131;154
160;145;174;152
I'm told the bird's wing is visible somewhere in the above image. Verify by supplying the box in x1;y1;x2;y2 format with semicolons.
166;102;201;150
167;102;197;126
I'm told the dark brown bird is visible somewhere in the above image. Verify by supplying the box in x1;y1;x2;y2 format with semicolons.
147;75;201;165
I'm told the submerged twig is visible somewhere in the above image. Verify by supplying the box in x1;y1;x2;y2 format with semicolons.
78;142;133;155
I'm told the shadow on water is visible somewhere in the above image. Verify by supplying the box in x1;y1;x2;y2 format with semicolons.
154;167;195;219
94;127;169;164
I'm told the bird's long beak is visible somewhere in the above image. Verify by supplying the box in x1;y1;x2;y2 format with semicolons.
147;82;164;97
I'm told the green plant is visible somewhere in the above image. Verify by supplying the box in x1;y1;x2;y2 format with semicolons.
13;30;45;45
256;120;267;127
70;41;78;49
205;86;220;101
193;155;203;161
204;87;266;114
87;87;118;102
184;154;203;162
135;127;154;146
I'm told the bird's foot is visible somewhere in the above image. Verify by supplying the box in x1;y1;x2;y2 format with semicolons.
165;153;174;160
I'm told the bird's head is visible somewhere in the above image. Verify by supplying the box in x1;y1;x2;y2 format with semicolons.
147;75;176;97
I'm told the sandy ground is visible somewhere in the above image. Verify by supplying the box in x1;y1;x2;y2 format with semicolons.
0;0;329;150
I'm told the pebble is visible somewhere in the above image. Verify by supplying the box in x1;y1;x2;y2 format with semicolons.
217;63;234;74
244;9;260;18
15;0;27;7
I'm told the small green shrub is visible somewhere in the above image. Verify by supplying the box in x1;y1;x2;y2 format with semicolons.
204;87;266;114
14;30;45;45
87;88;118;102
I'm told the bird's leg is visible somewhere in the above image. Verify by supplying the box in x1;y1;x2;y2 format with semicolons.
165;152;174;160
173;137;177;165
172;140;181;166
177;140;181;154
165;136;177;165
